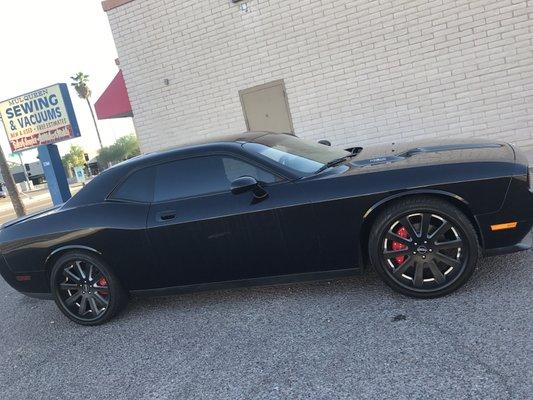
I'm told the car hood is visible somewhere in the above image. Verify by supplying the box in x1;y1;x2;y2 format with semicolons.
343;139;515;171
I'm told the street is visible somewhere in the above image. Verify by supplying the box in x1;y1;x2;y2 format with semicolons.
0;249;531;400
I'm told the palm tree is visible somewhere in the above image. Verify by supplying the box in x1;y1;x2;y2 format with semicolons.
70;72;103;149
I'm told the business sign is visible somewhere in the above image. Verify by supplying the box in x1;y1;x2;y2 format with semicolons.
0;83;80;152
74;166;86;183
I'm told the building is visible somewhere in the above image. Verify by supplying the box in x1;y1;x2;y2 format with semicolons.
102;0;533;158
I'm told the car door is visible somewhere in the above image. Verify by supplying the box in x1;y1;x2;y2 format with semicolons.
146;153;291;288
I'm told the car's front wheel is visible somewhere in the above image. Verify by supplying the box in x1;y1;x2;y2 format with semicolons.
50;251;128;325
369;197;479;298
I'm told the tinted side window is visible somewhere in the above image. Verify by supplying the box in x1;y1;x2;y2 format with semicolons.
222;157;279;183
111;167;155;203
154;156;278;202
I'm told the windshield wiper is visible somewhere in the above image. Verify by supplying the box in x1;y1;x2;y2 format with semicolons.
315;147;362;174
315;157;349;173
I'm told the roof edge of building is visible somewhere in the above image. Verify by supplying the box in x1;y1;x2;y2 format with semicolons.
102;0;136;12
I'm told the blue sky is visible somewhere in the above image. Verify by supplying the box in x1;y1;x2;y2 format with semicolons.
0;0;134;164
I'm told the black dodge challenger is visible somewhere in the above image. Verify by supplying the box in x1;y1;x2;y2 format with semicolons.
0;132;531;325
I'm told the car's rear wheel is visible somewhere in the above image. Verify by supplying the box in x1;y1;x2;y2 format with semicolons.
50;251;127;325
368;197;479;298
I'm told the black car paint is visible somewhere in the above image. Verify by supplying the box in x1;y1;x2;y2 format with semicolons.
0;132;531;298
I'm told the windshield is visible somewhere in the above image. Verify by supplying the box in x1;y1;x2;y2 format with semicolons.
243;134;351;176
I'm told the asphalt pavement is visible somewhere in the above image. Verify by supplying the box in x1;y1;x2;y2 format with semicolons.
0;250;531;400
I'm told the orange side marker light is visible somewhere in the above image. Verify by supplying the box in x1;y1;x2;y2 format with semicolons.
490;222;518;231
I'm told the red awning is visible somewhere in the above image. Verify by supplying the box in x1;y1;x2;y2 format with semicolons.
95;70;133;119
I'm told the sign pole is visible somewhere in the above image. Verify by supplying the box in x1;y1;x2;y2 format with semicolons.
37;144;71;205
0;145;26;217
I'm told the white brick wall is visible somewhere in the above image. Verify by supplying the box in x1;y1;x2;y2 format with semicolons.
106;0;533;154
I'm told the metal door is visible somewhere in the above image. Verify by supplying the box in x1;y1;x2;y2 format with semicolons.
239;80;294;134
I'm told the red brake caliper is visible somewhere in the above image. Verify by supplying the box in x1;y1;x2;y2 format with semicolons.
97;277;109;295
392;226;410;265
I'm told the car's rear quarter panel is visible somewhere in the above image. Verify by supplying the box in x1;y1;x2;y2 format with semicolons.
0;202;154;293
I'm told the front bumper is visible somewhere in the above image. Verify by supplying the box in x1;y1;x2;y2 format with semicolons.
476;175;533;255
484;231;532;257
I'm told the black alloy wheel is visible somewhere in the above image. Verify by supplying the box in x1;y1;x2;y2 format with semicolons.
369;197;479;298
50;252;127;325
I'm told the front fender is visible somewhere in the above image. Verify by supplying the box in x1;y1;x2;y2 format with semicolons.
363;189;470;219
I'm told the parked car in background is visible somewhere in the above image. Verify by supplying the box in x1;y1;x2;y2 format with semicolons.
0;132;531;325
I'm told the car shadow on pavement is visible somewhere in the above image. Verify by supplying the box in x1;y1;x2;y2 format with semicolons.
122;250;530;322
7;249;529;328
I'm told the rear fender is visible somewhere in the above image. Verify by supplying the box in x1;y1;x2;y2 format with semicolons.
45;245;103;266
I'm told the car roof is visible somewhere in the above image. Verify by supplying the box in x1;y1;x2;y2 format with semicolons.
113;131;274;169
170;131;271;147
63;132;285;208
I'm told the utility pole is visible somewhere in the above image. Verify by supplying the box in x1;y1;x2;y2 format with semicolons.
0;146;26;217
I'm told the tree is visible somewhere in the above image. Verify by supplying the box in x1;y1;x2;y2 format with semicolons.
62;145;86;176
0;147;25;217
70;72;103;149
97;134;140;167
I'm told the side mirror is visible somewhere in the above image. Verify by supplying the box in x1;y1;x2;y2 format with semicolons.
231;176;268;200
318;139;331;146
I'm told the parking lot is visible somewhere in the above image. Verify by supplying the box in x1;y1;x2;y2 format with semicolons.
0;249;531;400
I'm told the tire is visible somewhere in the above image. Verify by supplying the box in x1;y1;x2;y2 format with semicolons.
50;251;128;325
368;197;479;298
